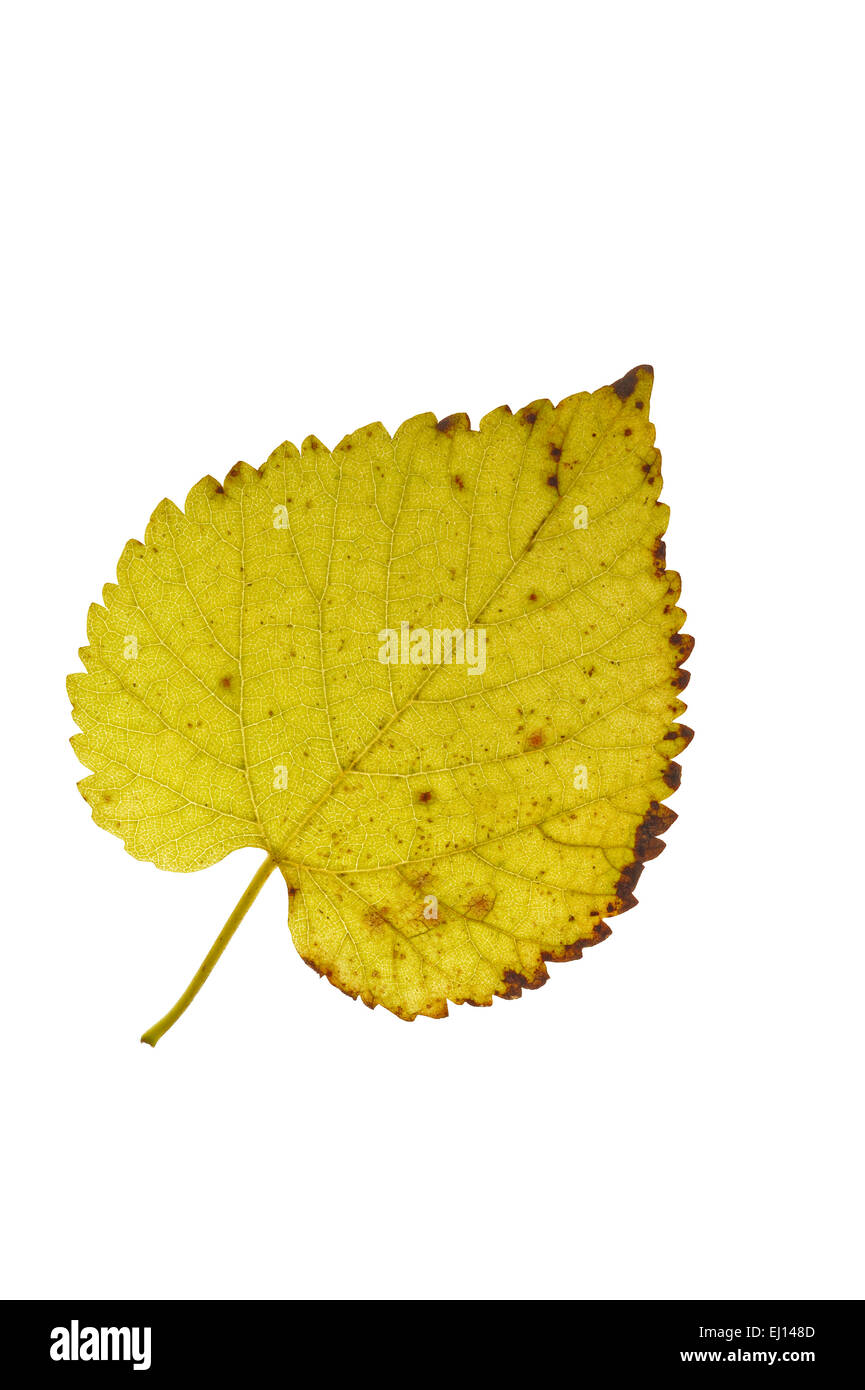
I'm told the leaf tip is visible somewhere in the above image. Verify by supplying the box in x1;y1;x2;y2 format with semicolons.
611;364;654;401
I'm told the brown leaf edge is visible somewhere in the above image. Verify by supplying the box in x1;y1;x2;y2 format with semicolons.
491;369;693;1008
301;365;693;1018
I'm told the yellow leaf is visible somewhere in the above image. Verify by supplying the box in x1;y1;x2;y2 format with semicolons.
68;366;692;1039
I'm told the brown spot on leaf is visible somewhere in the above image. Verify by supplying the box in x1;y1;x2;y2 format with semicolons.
467;893;493;918
363;906;389;934
632;810;665;860
522;410;538;425
615;858;644;900
550;444;562;461
546;474;559;489
418;790;433;803
671;631;695;663
453;475;465;490
527;730;545;748
500;963;549;998
640;799;678;839
612;364;653;401
437;413;468;435
663;761;682;791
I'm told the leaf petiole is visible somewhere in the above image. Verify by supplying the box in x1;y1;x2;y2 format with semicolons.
140;854;278;1047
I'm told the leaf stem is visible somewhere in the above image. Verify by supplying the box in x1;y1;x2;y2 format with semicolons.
140;854;278;1047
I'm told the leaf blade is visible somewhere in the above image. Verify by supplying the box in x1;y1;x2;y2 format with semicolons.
69;366;691;1019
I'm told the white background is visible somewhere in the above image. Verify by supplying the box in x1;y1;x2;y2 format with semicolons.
1;0;862;1301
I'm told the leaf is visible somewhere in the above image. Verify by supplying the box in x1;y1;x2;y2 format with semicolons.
68;366;692;1039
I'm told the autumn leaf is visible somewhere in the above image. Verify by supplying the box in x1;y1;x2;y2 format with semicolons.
68;366;692;1042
